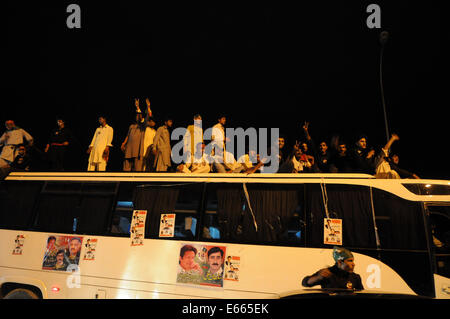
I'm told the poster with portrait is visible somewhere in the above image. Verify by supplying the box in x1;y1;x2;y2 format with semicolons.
176;243;227;288
159;213;175;238
324;218;342;245
83;238;98;261
12;234;25;255
130;210;147;246
224;255;240;282
42;235;83;271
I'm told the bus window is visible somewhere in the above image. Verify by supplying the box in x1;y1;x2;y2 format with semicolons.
109;182;138;236
373;189;427;250
33;182;117;235
305;184;378;249
201;183;305;246
0;180;43;229
133;183;204;240
427;205;450;278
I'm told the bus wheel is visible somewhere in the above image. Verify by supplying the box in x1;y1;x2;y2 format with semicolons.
3;288;39;299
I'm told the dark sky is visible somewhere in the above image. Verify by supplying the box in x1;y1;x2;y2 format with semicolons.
5;1;448;179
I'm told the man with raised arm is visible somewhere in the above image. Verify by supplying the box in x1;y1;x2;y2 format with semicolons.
121;98;147;171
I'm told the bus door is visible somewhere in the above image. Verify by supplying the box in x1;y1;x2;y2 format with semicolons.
424;203;450;298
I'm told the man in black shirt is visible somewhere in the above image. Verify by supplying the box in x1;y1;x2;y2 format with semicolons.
301;247;364;290
45;118;73;171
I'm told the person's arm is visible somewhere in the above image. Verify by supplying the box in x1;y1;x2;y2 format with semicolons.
301;268;332;287
302;121;312;142
0;133;6;147
145;98;152;118
103;127;114;160
21;129;34;147
152;127;162;155
135;98;141;114
121;126;132;152
383;134;399;153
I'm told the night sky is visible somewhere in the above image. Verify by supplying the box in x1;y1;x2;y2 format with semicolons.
5;1;447;179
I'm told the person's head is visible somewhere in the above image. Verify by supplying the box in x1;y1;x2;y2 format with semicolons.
300;141;308;153
338;143;347;156
5;120;15;130
319;141;328;155
207;247;224;274
47;236;56;248
98;116;107;126
56;249;65;264
218;116;226;126
356;136;368;150
68;237;82;257
278;137;285;150
391;154;399;165
179;245;198;270
193;114;202;127
56;118;65;129
164;117;173;128
147;117;156;128
333;247;355;273
294;148;303;160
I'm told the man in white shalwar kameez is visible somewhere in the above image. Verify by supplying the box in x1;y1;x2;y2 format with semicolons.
87;116;113;171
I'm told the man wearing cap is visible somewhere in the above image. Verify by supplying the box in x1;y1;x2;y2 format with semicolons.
301;247;364;290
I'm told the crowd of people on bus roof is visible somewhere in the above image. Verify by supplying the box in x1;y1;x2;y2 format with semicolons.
0;98;420;179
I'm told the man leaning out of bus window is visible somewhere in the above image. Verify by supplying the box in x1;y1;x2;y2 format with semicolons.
301;247;364;290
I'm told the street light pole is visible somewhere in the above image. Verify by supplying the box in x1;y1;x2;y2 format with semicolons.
379;31;390;143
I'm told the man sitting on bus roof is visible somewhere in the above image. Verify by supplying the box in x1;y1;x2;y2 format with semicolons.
301;246;364;290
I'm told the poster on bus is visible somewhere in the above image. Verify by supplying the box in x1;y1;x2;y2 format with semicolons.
159;213;175;237
176;243;227;288
83;238;98;261
12;234;25;255
42;235;83;271
130;210;147;246
224;255;240;282
324;218;342;245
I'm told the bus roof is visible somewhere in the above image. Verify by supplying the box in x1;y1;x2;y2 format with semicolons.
4;172;450;203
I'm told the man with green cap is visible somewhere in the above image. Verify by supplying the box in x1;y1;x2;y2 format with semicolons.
301;247;364;290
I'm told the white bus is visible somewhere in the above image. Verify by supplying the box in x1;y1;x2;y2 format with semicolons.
0;172;449;299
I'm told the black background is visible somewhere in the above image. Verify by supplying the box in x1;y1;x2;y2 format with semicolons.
5;1;447;179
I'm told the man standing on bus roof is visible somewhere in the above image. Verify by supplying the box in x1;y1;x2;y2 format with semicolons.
0;120;34;170
87;116;113;171
301;246;364;290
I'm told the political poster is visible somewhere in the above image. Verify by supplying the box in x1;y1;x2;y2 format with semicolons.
42;235;83;271
12;234;25;255
177;243;227;288
224;255;240;282
83;238;98;261
159;213;175;237
324;218;343;245
130;210;147;246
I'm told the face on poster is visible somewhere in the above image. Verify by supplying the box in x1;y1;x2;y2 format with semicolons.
42;235;83;271
177;243;227;287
